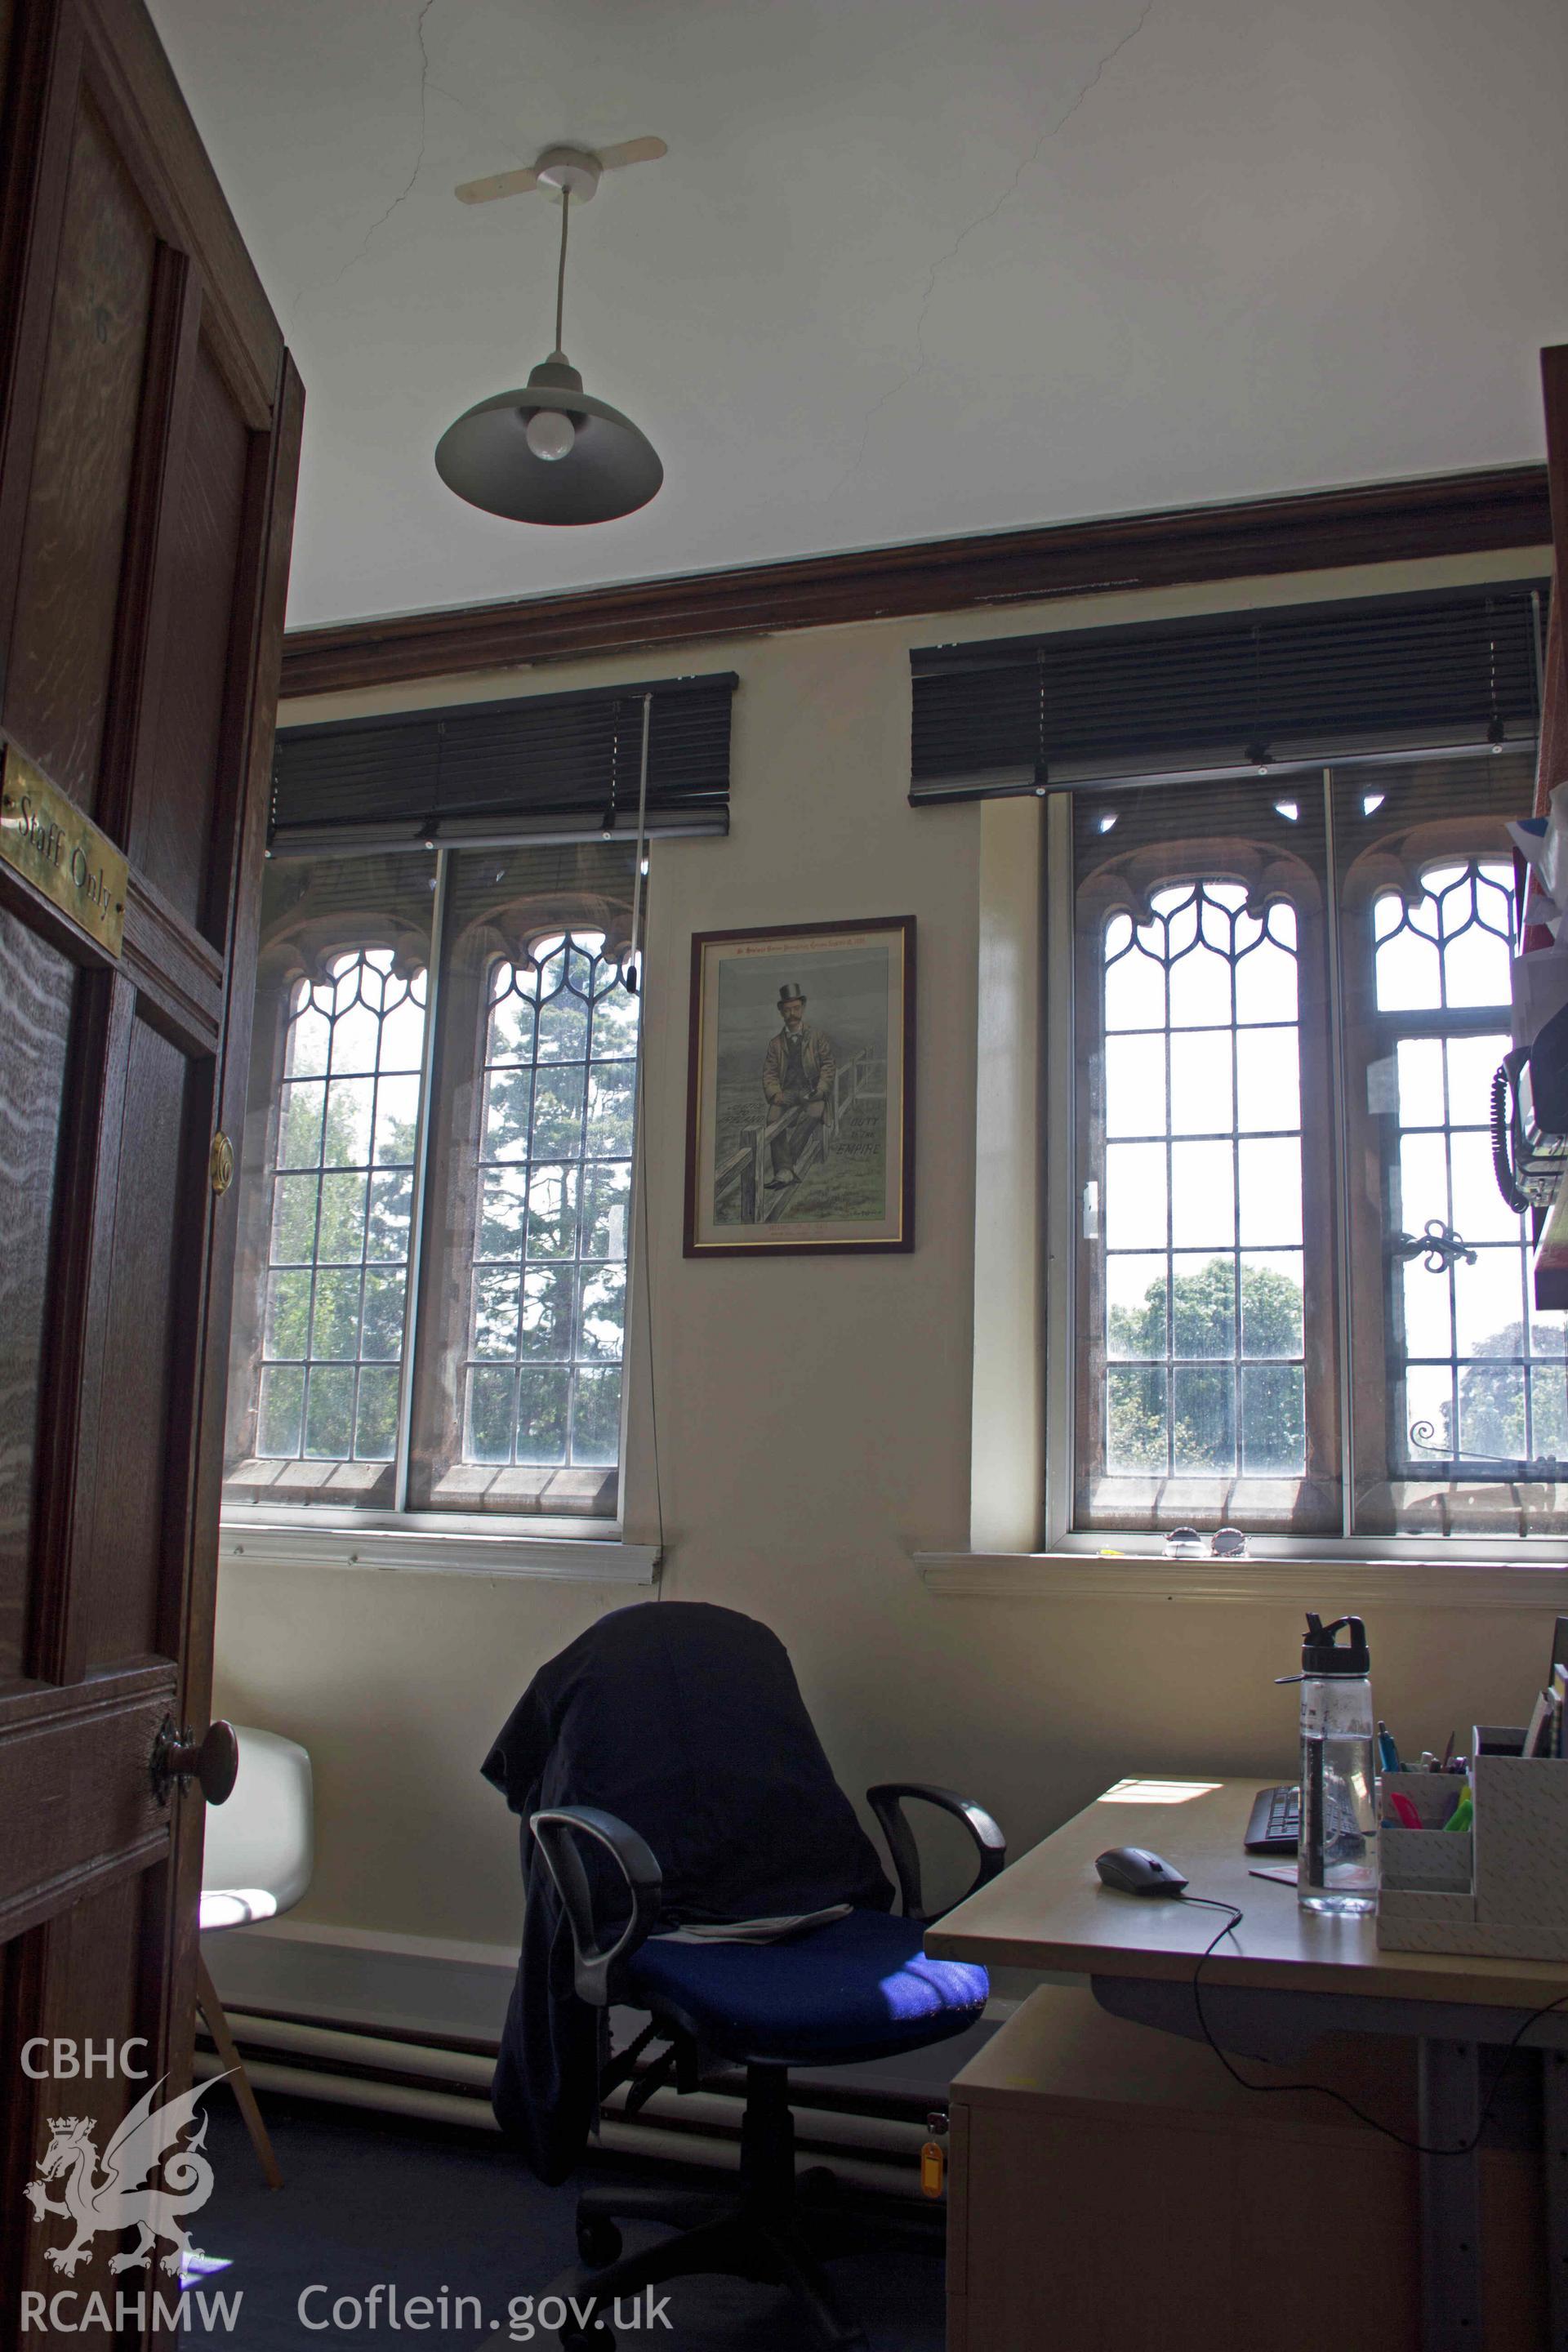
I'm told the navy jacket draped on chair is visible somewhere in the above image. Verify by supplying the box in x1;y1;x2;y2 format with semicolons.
480;1601;896;2182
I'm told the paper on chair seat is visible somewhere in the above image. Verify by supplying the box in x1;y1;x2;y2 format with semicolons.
652;1904;853;1945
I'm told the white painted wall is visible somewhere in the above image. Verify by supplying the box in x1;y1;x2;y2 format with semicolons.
215;546;1558;1962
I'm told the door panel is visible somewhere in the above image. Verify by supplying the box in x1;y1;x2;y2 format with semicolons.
0;1678;172;1936
2;1872;167;2332
83;1005;204;1671
0;0;301;2338
5;87;157;814
0;903;76;1685
131;328;252;932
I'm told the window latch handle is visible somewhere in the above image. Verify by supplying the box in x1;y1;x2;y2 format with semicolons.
1389;1219;1476;1273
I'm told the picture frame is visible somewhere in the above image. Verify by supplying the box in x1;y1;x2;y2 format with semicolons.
684;916;915;1257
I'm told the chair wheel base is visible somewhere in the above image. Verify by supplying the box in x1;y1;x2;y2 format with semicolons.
564;2065;870;2348
576;2216;622;2268
552;2203;866;2352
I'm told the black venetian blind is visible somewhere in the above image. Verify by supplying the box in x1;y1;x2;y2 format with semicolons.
910;585;1546;802
270;671;737;854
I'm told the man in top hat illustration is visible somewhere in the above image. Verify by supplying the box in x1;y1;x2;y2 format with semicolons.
760;982;837;1189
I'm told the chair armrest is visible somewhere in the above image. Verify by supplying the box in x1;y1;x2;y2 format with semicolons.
529;1806;663;2007
866;1783;1006;1925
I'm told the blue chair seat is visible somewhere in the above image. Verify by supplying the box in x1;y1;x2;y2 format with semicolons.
625;1909;989;2066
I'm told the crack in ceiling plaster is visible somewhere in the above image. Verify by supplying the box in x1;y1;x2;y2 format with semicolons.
303;0;441;308
835;0;1156;492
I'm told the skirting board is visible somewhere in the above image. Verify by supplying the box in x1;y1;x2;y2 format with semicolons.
200;1917;519;2045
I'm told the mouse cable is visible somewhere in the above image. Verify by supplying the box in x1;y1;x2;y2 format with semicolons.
1178;1893;1568;2159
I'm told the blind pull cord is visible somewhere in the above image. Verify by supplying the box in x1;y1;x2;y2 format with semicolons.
626;691;652;995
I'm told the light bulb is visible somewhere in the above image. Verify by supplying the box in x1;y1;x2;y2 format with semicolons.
525;408;576;462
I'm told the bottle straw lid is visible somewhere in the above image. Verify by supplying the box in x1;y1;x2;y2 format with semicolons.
1298;1612;1370;1676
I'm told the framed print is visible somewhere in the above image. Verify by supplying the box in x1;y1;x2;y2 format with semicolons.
684;916;915;1256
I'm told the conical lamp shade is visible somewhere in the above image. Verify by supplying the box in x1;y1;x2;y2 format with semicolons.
435;355;662;525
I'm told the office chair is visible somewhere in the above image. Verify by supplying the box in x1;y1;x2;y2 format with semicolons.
531;1776;1003;2350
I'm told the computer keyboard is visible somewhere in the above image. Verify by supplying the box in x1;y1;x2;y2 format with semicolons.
1244;1782;1300;1854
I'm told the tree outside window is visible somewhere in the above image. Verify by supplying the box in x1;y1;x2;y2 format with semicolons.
224;843;642;1525
1071;748;1567;1542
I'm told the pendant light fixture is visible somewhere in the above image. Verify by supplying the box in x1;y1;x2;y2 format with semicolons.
435;146;663;527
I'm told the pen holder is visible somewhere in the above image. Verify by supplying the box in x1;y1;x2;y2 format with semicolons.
1377;1732;1568;1958
1379;1771;1471;1918
1379;1826;1472;1893
1380;1770;1461;1829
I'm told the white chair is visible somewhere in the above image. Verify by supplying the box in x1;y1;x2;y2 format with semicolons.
198;1724;314;2188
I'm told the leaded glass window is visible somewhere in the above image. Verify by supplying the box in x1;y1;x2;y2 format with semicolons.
1376;861;1568;1476
1069;747;1567;1545
223;841;641;1526
466;933;639;1474
1099;882;1307;1486
257;950;426;1465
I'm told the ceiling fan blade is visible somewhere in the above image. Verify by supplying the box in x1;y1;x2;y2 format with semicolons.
454;163;541;206
595;136;668;172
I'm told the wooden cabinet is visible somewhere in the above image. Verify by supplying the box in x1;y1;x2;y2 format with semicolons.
947;1986;1540;2352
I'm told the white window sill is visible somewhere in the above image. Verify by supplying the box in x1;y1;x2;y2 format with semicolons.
220;1512;659;1584
915;1549;1568;1609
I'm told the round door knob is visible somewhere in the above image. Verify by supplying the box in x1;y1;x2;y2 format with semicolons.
151;1717;239;1806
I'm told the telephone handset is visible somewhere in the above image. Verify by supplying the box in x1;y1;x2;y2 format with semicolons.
1493;1047;1539;1213
1493;1003;1568;1214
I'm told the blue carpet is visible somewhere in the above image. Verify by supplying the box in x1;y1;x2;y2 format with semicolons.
180;2096;945;2350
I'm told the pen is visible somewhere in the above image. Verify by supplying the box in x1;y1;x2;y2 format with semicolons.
1377;1722;1401;1772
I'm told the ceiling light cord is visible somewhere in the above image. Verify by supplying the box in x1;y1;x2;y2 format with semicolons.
552;186;570;357
435;156;663;522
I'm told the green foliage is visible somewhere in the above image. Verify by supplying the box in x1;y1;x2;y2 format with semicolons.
354;1365;399;1459
263;1080;417;1463
515;1365;568;1464
1452;1322;1568;1464
1109;1258;1303;1361
1106;1257;1305;1476
572;1367;623;1467
270;958;635;1476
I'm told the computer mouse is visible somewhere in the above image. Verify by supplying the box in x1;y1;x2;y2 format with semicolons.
1094;1845;1190;1896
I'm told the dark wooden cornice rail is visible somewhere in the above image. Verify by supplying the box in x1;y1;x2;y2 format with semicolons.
281;463;1551;702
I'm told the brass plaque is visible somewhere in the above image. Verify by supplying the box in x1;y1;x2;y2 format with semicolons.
0;743;127;959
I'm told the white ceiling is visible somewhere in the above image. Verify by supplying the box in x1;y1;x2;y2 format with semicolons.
149;0;1568;632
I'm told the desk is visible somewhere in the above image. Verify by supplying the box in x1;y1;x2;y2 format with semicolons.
928;1778;1568;2352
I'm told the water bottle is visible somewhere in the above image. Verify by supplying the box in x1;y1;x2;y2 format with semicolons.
1285;1614;1378;1916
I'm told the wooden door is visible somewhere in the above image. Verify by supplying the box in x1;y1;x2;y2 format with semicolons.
0;0;301;2338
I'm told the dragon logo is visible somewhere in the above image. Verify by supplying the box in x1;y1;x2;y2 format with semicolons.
24;2075;227;2278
